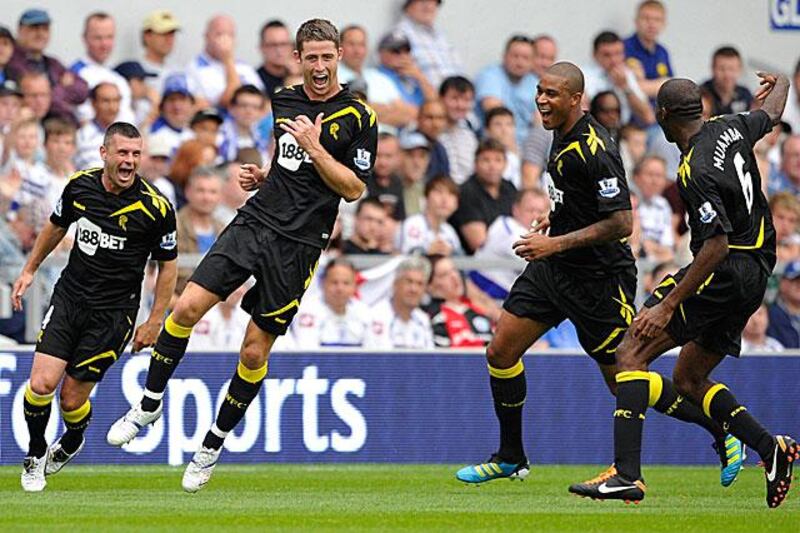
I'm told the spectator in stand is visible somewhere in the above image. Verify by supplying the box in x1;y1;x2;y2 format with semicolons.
520;121;551;189
2;118;47;213
632;155;674;263
398;130;431;216
289;258;372;348
783;59;800;134
40;117;76;211
176;166;226;290
0;26;13;83
438;76;479;185
770;192;800;264
75;82;121;169
484;106;521;189
219;84;269;163
6;9;89;123
190;107;224;147
590;91;623;143
397;175;462;255
19;72;52;123
338;25;367;85
168;139;218;209
114;61;159;129
343;198;388;255
140;135;176;207
416;99;450;179
700;47;753;116
619;123;648;180
624;0;673;102
367;132;406;221
475;34;537;146
755;121;789;190
186;15;263;108
450;138;517;254
531;35;558;79
256;20;294;96
377;32;437;111
769;135;800;196
395;0;463;88
425;254;493;348
140;10;181;91
767;260;800;349
366;256;434;349
583;31;655;126
188;284;251;351
472;188;549;299
71;12;134;124
149;73;195;157
742;303;784;353
215;148;259;225
0;79;23;156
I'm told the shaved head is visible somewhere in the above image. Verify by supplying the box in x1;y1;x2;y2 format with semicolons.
545;61;584;94
657;78;702;120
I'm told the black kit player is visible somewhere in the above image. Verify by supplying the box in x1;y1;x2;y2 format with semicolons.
106;19;378;493
12;122;178;492
570;73;798;507
456;62;742;486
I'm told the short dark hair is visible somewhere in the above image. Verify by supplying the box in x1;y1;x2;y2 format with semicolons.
84;11;112;36
103;122;141;147
712;46;741;64
593;31;621;52
356;197;385;215
340;24;365;41
590;90;621;116
439;75;474;98
260;19;287;42
484;106;514;129
425;175;458;197
633;154;667;177
323;257;357;279
232;84;265;106
43;117;76;143
505;34;533;53
475;137;507;159
295;18;339;53
90;81;120;101
656;78;703;120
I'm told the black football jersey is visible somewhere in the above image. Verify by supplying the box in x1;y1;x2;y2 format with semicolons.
239;84;379;248
544;114;635;276
676;109;776;273
50;168;177;309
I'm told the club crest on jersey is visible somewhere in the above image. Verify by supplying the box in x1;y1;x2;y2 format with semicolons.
699;201;717;224
329;122;340;140
598;177;620;199
160;231;177;250
354;149;372;171
53;197;62;217
118;214;128;231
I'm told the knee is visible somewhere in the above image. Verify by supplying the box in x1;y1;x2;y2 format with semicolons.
28;374;58;397
59;388;88;412
486;342;518;370
239;338;269;369
171;297;205;327
672;367;701;397
614;337;643;372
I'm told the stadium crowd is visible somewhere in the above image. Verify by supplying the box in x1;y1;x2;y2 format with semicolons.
1;0;800;352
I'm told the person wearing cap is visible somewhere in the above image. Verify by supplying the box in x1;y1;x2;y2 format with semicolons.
190;108;223;147
141;10;181;92
71;12;135;125
75;82;122;169
7;9;89;122
394;0;463;89
115;61;159;128
218;84;270;163
0;25;14;83
186;15;263;109
450;137;516;254
377;32;436;110
148;73;195;157
767;261;800;349
398;129;432;216
141;135;177;208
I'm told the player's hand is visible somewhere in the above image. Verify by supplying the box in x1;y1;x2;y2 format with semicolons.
279;113;323;154
132;319;162;352
631;302;674;339
513;233;559;261
238;163;267;191
529;213;550;234
11;270;34;311
754;71;778;104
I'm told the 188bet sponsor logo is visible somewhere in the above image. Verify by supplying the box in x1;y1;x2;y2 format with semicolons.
76;217;126;255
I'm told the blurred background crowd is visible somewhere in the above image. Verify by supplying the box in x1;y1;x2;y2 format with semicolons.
1;0;799;352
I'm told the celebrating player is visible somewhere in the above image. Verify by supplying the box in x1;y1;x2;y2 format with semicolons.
106;18;378;492
570;74;797;507
13;122;177;492
456;62;741;486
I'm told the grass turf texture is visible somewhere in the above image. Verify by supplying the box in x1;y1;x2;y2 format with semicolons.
0;464;797;532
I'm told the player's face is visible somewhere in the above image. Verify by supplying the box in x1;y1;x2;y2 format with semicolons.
323;265;357;311
101;134;142;191
426;186;458;220
536;74;579;131
636;6;665;42
296;40;342;100
85;17;115;64
394;270;427;310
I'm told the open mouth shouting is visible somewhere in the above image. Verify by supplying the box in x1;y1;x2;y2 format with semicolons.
311;71;329;91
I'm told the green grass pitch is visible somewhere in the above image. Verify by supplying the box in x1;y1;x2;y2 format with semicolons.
1;464;797;531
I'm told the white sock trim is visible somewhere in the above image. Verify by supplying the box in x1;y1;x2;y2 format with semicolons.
143;389;164;401
210;423;229;440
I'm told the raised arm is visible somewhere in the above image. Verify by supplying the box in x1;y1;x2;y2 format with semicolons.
754;71;790;126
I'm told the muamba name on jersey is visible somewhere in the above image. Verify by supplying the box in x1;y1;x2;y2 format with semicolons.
50;168;177;309
239;84;379;248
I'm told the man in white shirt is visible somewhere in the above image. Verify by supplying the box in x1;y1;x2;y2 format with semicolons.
365;256;434;349
632;155;674;262
186;15;263;108
140;10;181;92
583;31;654;126
71;13;134;124
148;73;195;157
289;259;372;348
75;82;121;169
396;175;462;255
438;76;479;185
472;188;549;299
